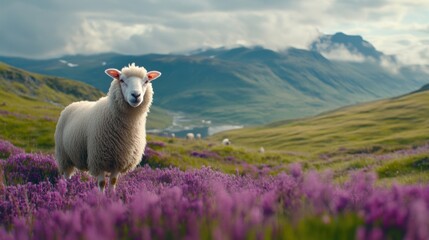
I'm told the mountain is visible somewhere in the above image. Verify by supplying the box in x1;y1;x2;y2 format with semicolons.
212;88;429;154
1;34;428;125
411;82;429;94
0;62;172;151
310;32;386;61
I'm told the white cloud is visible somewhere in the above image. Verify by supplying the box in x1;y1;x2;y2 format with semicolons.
314;42;367;62
394;44;429;66
380;56;401;74
0;0;427;66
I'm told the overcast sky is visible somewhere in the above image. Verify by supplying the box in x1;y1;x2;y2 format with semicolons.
0;0;428;65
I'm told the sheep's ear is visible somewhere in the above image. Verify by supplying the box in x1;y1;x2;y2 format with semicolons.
105;68;121;79
146;71;161;81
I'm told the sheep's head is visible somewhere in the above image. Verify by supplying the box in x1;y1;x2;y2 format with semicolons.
105;63;161;108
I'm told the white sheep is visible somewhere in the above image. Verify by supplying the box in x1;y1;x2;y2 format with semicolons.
186;133;195;140
258;147;265;154
196;133;202;139
54;63;161;192
222;138;231;146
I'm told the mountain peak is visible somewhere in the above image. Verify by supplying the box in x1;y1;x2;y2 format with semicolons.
310;32;383;61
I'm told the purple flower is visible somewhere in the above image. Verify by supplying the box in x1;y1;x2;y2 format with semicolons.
141;147;165;168
224;156;238;162
143;146;162;159
0;151;429;239
288;162;302;179
190;151;220;159
0;140;24;159
147;141;166;149
2;153;59;185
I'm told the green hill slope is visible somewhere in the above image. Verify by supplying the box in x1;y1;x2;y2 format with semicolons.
213;88;429;155
0;62;172;151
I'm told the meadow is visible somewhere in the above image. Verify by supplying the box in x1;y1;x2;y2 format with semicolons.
1;134;429;239
2;63;429;239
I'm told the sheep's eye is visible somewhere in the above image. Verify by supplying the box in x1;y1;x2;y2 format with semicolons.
145;80;149;84
120;79;124;83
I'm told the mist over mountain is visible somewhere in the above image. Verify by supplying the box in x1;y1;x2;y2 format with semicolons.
310;32;386;61
1;33;428;125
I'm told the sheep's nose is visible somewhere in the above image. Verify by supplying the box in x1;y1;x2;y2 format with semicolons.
131;93;141;99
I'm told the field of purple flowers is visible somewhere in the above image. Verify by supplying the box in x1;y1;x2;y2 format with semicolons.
1;139;429;239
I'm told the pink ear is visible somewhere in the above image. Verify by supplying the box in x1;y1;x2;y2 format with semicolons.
105;68;121;79
147;71;161;81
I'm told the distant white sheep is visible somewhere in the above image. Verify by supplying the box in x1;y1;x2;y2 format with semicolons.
196;133;202;139
258;147;265;154
186;133;195;140
171;133;175;138
222;138;231;146
55;63;161;192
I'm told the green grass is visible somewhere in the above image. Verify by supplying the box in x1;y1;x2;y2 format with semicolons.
138;133;429;185
280;213;364;240
212;90;429;155
143;135;305;175
376;154;429;179
0;88;64;151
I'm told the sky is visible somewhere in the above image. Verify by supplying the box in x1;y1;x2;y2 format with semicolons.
0;0;428;65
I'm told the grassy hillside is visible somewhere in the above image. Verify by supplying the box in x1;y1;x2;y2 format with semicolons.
213;89;429;153
0;62;172;151
208;88;429;183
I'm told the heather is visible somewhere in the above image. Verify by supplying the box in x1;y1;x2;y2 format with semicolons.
0;140;24;159
1;153;59;185
1;141;429;239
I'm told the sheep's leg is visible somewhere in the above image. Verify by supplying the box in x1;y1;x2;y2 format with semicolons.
63;167;75;180
56;152;75;180
97;173;106;192
109;171;119;192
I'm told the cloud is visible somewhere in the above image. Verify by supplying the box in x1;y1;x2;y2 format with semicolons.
312;41;367;62
0;2;81;58
0;0;329;56
0;0;428;66
395;45;429;66
380;56;401;74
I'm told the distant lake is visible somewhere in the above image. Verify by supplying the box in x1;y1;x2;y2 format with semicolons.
148;112;242;138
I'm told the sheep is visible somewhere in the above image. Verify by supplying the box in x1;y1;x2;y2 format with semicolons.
196;133;202;139
186;133;195;140
54;63;161;192
171;133;175;138
222;138;231;146
258;147;265;154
